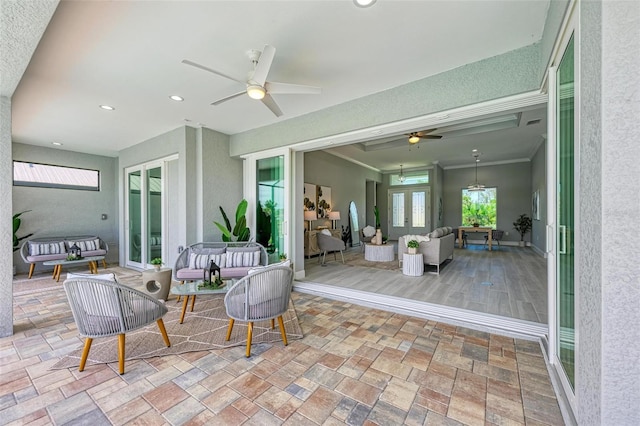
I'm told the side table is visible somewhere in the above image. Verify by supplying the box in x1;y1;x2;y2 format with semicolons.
142;268;172;301
402;253;424;276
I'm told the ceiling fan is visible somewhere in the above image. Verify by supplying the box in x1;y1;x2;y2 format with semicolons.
405;129;443;144
182;45;321;117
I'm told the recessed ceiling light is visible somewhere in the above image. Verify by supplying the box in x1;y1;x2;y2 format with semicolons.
354;0;376;8
99;105;115;110
52;142;63;146
170;95;184;102
472;149;478;152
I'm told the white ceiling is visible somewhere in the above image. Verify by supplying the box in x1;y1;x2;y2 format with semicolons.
11;0;550;170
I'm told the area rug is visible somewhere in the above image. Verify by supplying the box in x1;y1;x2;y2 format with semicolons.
341;248;400;272
51;296;303;370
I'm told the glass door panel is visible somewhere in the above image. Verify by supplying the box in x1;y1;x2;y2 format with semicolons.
147;167;162;263
556;35;575;389
128;171;142;264
257;156;285;263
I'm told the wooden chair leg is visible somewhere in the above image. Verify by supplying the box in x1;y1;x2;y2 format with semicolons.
277;316;288;346
118;334;125;375
225;319;235;341
156;319;171;347
102;259;107;268
79;338;93;372
245;322;254;358
28;263;35;279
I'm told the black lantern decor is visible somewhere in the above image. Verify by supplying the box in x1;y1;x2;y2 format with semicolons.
69;243;82;259
203;259;221;286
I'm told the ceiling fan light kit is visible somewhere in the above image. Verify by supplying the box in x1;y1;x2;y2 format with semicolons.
405;129;442;145
408;134;420;144
246;85;266;100
354;0;377;7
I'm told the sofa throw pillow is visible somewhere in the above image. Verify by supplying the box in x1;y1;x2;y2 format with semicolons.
189;253;210;269
29;241;66;256
210;253;226;268
362;226;376;237
67;238;101;252
227;250;261;268
320;229;332;236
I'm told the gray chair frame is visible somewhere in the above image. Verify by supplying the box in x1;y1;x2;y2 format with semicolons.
223;266;294;357
63;277;170;374
484;229;504;249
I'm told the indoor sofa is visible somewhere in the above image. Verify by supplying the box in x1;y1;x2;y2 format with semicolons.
397;227;455;274
173;241;268;282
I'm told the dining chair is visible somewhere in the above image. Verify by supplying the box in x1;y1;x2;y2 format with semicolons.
484;229;504;249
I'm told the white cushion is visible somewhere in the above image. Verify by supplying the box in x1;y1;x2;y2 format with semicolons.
189;253;210;269
362;226;376;237
29;241;66;256
320;229;332;236
67;272;117;282
248;259;291;275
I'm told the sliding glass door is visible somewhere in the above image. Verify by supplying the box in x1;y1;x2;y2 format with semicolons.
125;158;173;269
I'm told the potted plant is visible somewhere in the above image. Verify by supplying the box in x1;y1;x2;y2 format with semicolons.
407;239;420;254
513;214;532;247
214;199;250;242
279;253;287;261
150;257;163;271
13;210;33;253
13;210;34;276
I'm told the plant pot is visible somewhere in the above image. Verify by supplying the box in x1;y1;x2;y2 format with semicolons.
154;265;162;271
408;247;417;254
518;241;525;247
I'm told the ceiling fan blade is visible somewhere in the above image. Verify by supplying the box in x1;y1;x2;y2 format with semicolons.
211;90;246;106
181;59;244;84
421;134;443;139
261;94;283;117
251;45;276;86
417;128;438;136
266;81;322;95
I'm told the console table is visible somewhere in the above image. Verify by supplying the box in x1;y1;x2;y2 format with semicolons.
458;227;493;250
305;229;341;258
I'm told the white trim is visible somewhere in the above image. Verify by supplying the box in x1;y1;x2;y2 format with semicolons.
280;91;548;153
293;281;547;339
443;158;531;170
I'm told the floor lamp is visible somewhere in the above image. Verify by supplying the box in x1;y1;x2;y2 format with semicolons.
304;210;317;231
328;211;340;229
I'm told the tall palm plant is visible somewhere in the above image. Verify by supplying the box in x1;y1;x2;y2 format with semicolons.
13;210;33;252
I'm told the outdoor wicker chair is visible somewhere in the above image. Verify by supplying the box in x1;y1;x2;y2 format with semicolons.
63;277;171;374
224;266;294;357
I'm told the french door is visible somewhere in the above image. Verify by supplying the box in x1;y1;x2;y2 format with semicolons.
387;186;431;240
125;156;175;269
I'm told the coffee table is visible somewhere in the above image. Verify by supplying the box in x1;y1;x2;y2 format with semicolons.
364;243;395;262
43;255;105;282
170;281;233;324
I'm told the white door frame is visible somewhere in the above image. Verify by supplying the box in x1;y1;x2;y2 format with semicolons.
124;154;177;270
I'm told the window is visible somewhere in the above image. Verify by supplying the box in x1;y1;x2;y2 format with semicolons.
462;188;497;227
13;161;100;191
390;171;429;186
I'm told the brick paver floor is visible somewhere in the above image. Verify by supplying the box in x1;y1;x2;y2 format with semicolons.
1;272;564;425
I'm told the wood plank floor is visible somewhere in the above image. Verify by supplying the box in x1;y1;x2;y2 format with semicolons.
301;243;548;324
